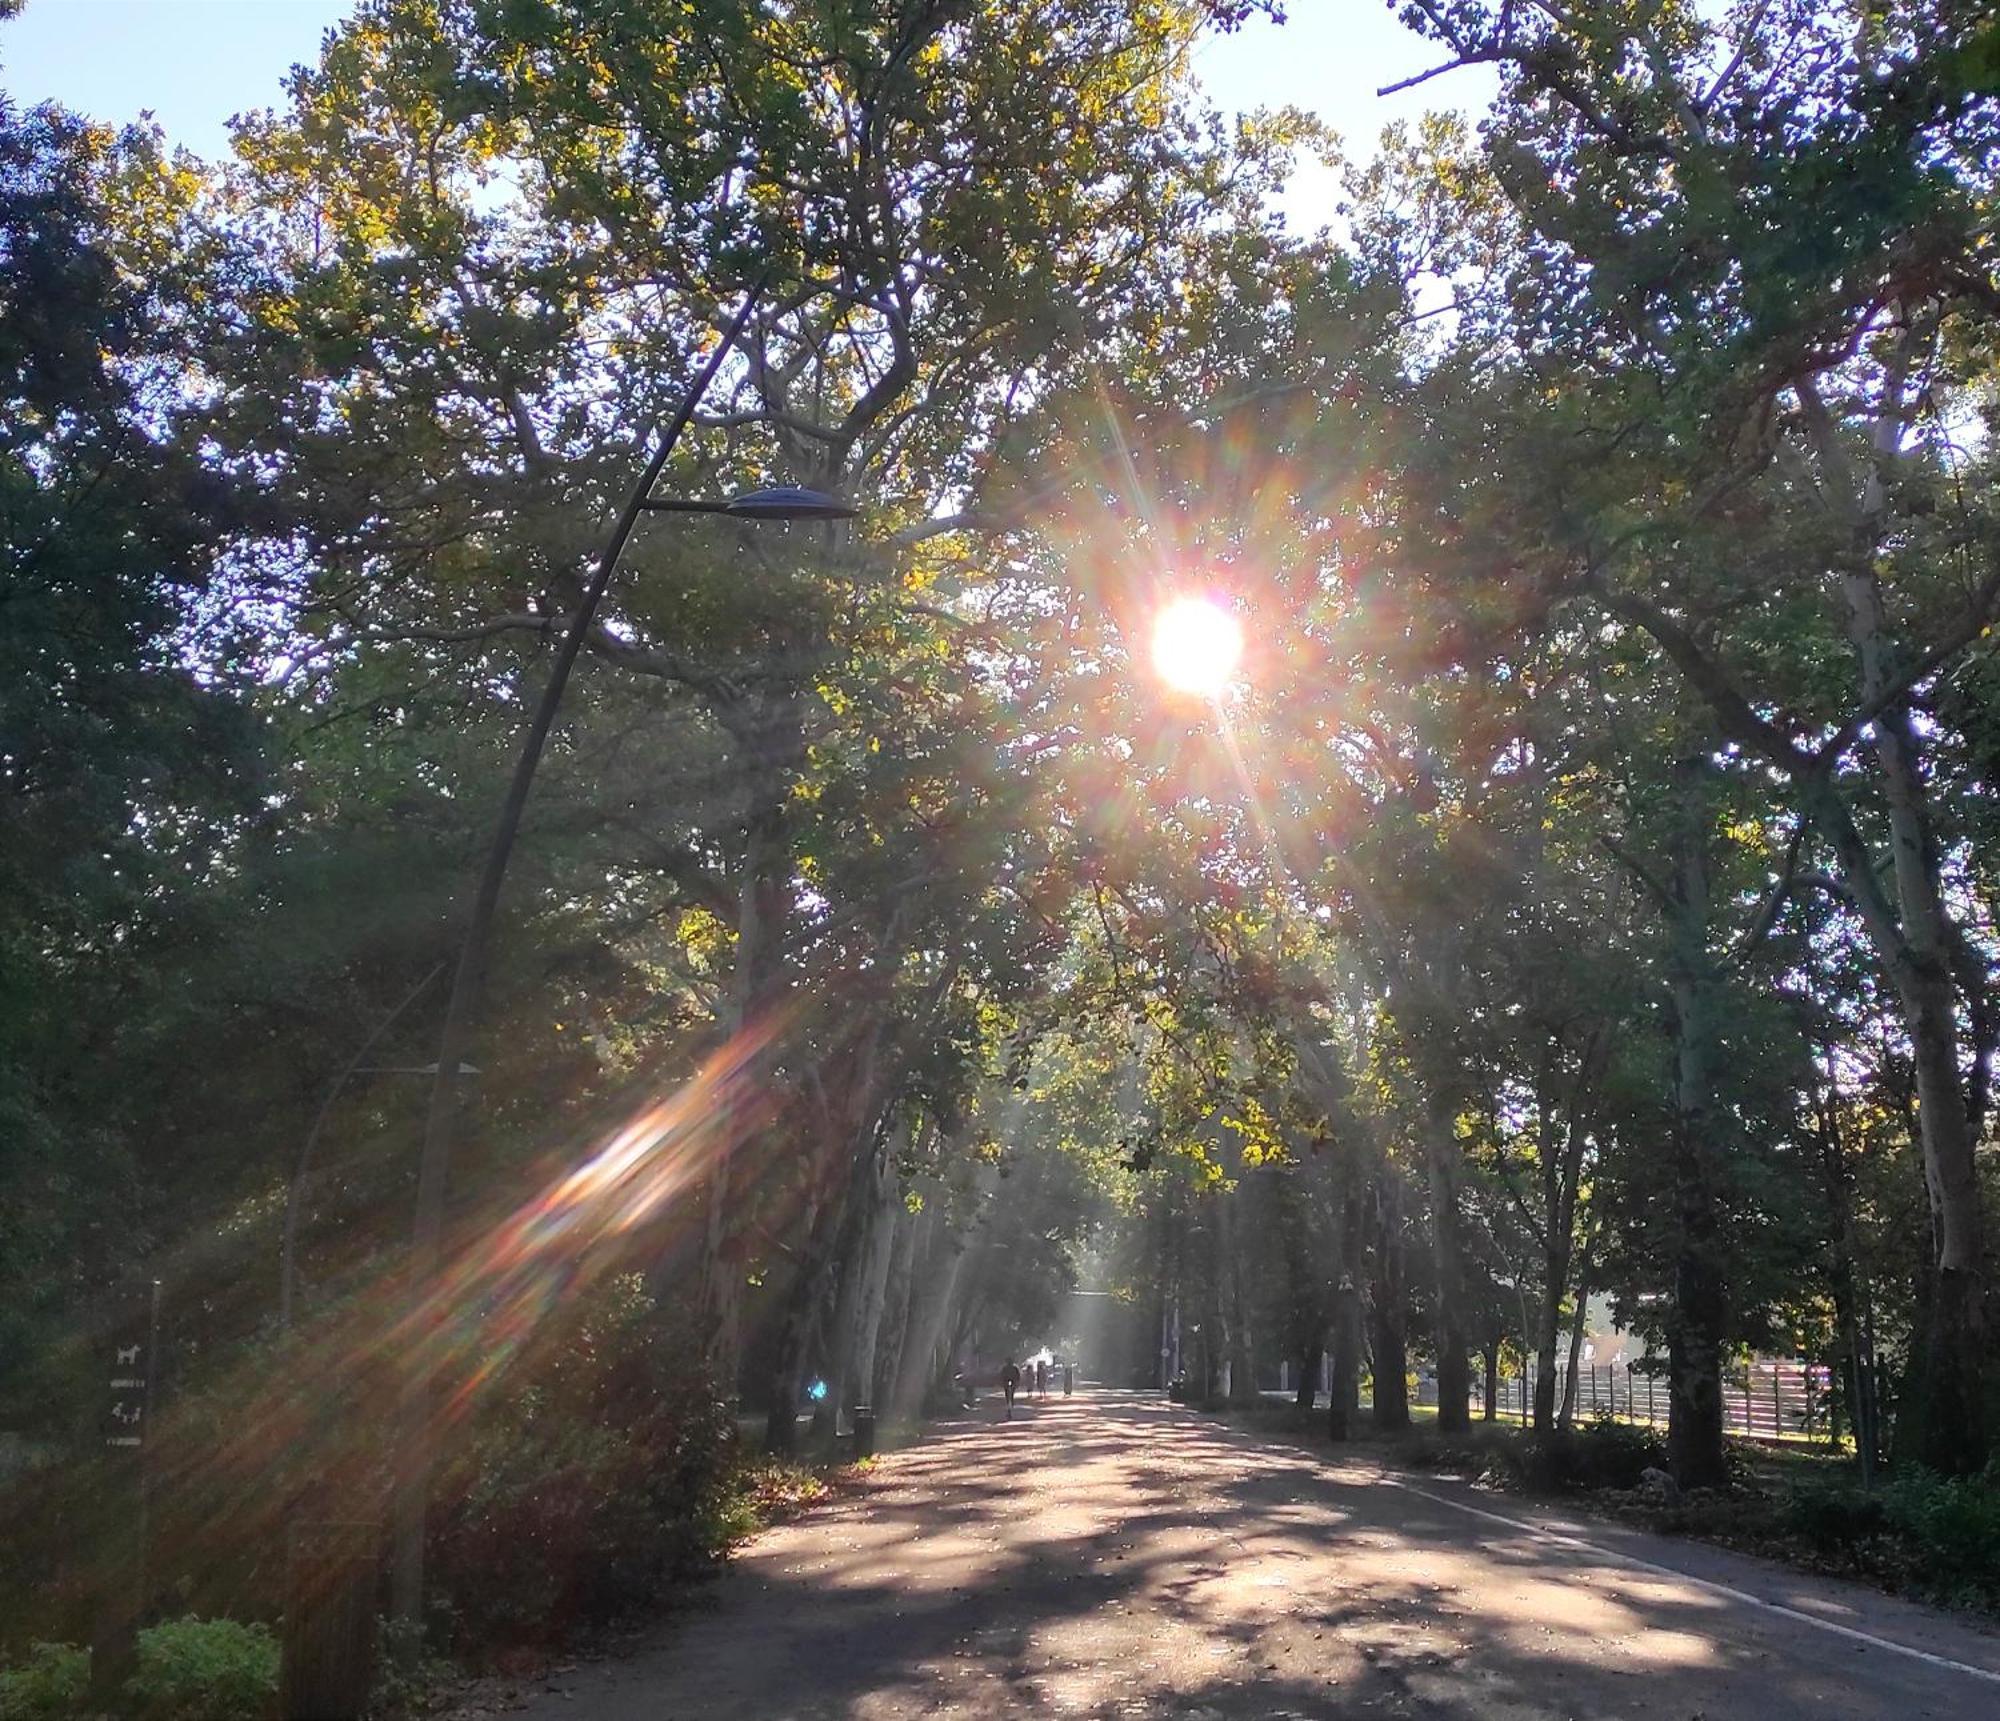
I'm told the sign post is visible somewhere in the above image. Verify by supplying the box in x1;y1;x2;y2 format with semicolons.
90;1280;160;1709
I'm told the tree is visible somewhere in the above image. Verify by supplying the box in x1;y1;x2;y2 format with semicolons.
1387;0;2000;1471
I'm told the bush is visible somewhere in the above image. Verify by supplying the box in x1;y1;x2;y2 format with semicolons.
1487;1417;1667;1493
1880;1464;2000;1607
0;1619;277;1721
1761;1465;2000;1612
0;1643;88;1721
125;1618;277;1721
1781;1482;1891;1552
427;1274;740;1651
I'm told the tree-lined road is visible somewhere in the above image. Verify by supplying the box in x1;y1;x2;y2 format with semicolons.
510;1393;2000;1719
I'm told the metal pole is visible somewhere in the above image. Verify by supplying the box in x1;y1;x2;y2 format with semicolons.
389;277;769;1631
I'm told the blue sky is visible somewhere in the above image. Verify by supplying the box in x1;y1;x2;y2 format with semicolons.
1;0;1492;227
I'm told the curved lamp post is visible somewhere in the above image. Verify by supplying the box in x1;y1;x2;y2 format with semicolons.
390;279;856;1628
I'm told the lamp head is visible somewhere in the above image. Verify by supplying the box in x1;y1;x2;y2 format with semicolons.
723;484;858;521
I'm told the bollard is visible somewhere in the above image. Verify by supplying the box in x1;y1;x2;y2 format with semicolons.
281;1521;378;1721
853;1405;877;1459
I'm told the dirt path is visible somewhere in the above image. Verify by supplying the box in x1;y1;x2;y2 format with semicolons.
507;1389;2000;1719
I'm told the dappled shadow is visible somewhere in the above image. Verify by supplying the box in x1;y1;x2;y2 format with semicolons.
508;1389;2000;1719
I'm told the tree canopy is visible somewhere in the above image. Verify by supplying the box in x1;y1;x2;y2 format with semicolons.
4;0;2000;1666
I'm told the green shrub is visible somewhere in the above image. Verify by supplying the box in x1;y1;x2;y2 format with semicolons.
0;1619;277;1721
427;1274;740;1650
1781;1482;1891;1551
1486;1417;1667;1493
1880;1464;2000;1606
126;1618;278;1721
0;1643;88;1721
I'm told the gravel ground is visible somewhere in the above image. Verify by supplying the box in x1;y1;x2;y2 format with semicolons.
503;1388;2000;1719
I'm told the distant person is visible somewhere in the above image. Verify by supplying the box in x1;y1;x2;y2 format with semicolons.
1064;1362;1074;1396
1035;1358;1048;1398
1001;1357;1020;1419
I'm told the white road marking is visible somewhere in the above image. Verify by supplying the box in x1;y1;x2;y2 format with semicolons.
1378;1473;2000;1688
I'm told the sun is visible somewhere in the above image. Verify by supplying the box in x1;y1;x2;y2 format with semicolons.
1151;596;1244;697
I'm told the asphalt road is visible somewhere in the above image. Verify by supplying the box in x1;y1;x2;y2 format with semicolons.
508;1389;2000;1719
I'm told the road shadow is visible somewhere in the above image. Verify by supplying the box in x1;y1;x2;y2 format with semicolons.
510;1389;1998;1720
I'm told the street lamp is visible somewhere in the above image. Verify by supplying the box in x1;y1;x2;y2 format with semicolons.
640;483;858;521
390;280;859;1629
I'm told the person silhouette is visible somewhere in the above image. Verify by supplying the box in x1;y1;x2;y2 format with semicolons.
1001;1357;1021;1420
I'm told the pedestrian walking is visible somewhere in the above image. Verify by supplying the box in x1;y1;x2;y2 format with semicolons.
1001;1357;1020;1420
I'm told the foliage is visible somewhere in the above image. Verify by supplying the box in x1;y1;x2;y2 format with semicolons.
4;0;2000;1674
1875;1466;2000;1609
0;1645;86;1721
427;1276;741;1650
1507;1419;1669;1495
123;1619;279;1721
0;1619;277;1721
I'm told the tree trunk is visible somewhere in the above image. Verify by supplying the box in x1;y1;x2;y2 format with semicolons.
1558;1239;1595;1433
1221;1192;1259;1406
848;1176;902;1413
1532;1258;1564;1435
1369;1178;1410;1431
761;1026;893;1454
876;1184;932;1415
888;1216;966;1422
1898;982;1988;1473
761;1186;836;1456
888;1154;997;1422
1326;1156;1366;1439
1425;1091;1473;1433
1483;1339;1499;1423
1663;806;1729;1487
1327;1287;1363;1441
824;1134;902;1426
1826;533;1987;1473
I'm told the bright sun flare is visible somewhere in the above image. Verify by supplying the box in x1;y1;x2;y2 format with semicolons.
1151;596;1244;697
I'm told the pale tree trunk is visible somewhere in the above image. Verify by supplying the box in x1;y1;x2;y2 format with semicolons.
1326;1165;1367;1441
889;1159;995;1421
827;1127;905;1420
1558;1233;1596;1433
892;1244;964;1418
882;1189;944;1419
1802;699;1989;1472
1426;1089;1474;1433
1532;1270;1564;1435
1220;1179;1259;1405
1530;1094;1572;1435
848;1169;904;1413
1805;365;1986;1472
